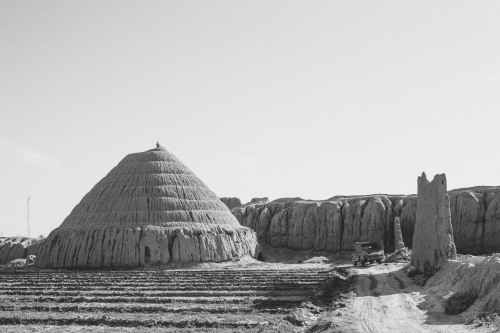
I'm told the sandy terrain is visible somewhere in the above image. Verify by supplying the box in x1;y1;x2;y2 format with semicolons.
328;262;494;333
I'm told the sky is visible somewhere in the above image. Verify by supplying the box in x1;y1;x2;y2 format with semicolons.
1;1;500;237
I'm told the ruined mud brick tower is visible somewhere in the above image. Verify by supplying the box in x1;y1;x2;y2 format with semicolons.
35;145;258;268
410;173;457;274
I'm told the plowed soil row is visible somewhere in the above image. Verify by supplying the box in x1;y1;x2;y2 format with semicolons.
0;290;313;297
3;295;309;304
0;283;320;290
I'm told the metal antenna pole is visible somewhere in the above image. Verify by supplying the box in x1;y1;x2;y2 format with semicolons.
27;197;31;238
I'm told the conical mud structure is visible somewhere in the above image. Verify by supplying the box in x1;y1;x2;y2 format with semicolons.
35;145;259;268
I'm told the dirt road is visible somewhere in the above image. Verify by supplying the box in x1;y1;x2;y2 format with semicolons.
339;263;491;333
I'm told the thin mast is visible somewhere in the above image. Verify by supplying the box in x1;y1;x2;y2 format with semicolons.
27;196;31;238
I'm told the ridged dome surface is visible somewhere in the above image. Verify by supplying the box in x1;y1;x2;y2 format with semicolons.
60;146;239;230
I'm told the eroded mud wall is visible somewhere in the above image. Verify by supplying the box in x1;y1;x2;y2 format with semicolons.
0;237;40;264
229;185;500;254
233;195;406;252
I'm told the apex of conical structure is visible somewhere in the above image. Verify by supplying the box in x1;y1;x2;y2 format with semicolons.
35;145;259;268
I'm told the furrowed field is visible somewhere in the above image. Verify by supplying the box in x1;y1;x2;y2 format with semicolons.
0;268;345;332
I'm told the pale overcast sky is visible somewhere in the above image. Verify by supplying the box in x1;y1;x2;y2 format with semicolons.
1;1;499;237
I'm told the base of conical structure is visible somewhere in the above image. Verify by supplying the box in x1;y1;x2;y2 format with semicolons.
34;225;258;268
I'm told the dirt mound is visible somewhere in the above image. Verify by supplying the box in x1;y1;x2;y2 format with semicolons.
284;308;317;326
426;255;500;314
384;251;410;263
0;258;31;271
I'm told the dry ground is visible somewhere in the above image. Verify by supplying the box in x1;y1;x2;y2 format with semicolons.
311;262;497;333
0;249;497;332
